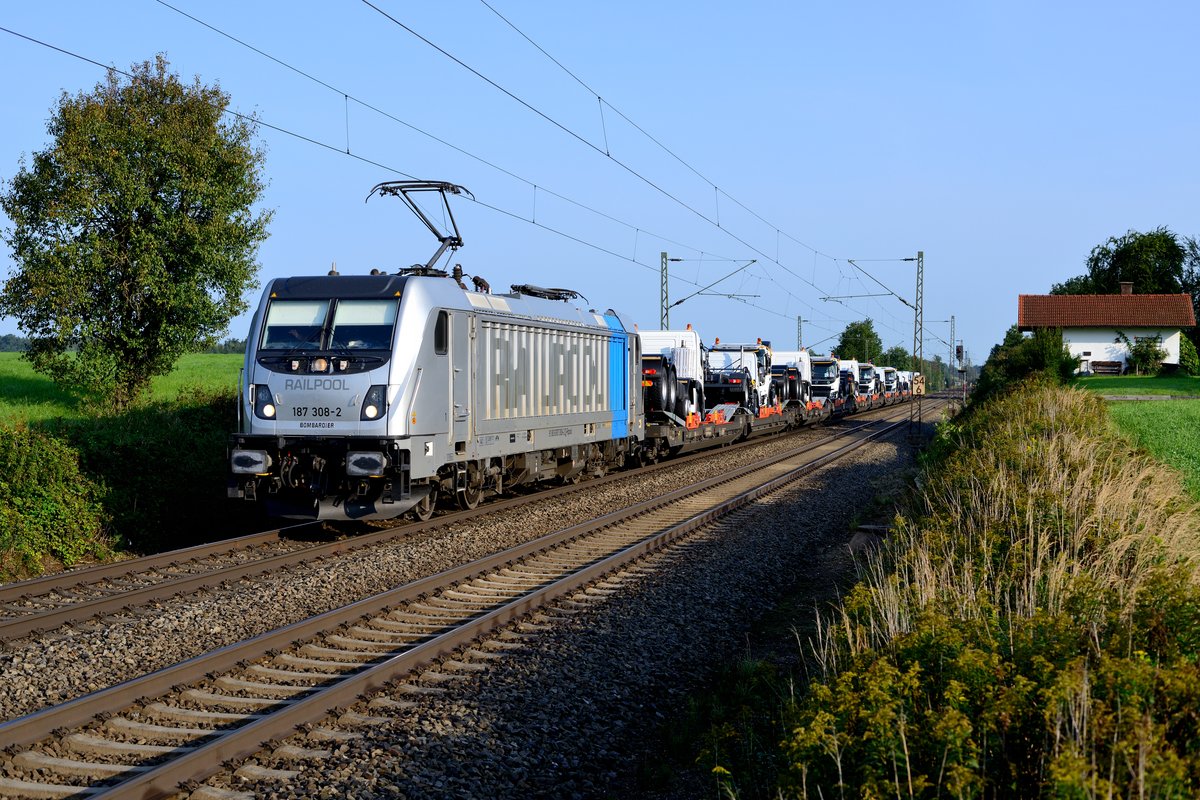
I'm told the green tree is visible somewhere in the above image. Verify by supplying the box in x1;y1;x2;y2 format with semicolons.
1183;235;1200;349
1051;227;1185;295
1048;274;1097;295
834;319;884;363
0;55;271;409
975;326;1078;400
877;345;909;368
923;354;947;390
205;337;246;354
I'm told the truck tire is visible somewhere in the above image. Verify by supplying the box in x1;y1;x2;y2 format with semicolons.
643;358;676;414
664;364;678;415
674;378;694;420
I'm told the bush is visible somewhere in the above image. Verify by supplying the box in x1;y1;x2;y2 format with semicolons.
2;383;257;570
781;382;1200;797
0;424;110;578
786;583;1200;798
43;386;249;553
974;326;1078;401
1118;331;1170;375
1179;336;1199;376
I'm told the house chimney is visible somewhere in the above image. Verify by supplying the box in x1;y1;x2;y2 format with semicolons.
1119;281;1133;295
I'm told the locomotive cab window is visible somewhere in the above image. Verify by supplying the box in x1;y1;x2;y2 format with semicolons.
329;299;398;350
434;311;448;355
261;300;328;350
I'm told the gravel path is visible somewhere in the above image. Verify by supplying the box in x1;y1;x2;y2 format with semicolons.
0;422;865;723
198;436;914;800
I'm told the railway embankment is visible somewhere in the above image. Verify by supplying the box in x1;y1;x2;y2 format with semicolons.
679;380;1200;799
0;387;256;580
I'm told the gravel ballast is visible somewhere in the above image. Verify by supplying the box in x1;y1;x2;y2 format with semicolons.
0;417;926;796
0;422;876;723
202;437;915;800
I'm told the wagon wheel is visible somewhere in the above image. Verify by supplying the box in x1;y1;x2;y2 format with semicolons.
459;483;484;509
637;444;656;466
458;465;485;510
410;486;436;521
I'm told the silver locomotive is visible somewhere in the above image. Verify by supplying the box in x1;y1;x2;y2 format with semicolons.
229;182;643;520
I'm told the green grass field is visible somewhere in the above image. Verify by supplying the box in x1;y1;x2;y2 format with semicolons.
1079;375;1200;497
1074;373;1200;396
1107;399;1200;499
0;352;243;424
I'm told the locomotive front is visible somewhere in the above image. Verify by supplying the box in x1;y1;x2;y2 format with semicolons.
228;274;418;519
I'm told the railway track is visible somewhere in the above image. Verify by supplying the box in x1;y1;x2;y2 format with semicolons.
0;399;944;799
0;402;912;644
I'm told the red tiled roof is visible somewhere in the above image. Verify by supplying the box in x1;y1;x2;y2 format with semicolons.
1017;294;1196;329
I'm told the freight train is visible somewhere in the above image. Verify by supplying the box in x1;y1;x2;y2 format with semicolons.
228;182;914;521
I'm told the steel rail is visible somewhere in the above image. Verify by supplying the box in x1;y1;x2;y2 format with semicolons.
0;403;905;642
0;524;314;603
0;400;937;800
105;405;927;799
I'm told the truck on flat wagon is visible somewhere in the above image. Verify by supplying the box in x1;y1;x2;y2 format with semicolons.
706;338;776;413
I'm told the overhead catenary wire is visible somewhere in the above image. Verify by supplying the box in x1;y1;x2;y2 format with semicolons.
153;1;861;325
163;0;908;330
360;0;714;237
476;0;843;266
149;1;751;275
0;27;755;270
0;24;422;181
0;23;831;331
0;19;910;339
361;0;852;311
478;1;928;335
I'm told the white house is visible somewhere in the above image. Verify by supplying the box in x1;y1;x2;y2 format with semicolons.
1017;282;1196;374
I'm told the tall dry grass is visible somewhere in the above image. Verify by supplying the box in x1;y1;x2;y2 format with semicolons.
813;384;1200;676
785;382;1200;799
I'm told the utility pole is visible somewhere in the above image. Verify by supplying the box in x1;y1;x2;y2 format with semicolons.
959;340;967;402
797;317;809;349
949;314;955;388
660;251;669;329
910;250;924;435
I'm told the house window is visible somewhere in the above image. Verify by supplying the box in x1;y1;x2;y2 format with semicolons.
1081;351;1091;356
1134;335;1162;345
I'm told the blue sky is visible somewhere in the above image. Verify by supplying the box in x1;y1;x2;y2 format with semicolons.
1;1;1197;365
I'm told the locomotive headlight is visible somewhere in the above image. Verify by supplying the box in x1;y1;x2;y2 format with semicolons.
361;384;387;420
252;384;276;419
310;357;330;373
346;451;387;477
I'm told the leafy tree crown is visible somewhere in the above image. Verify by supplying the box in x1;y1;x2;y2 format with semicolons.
834;319;883;363
0;54;272;409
